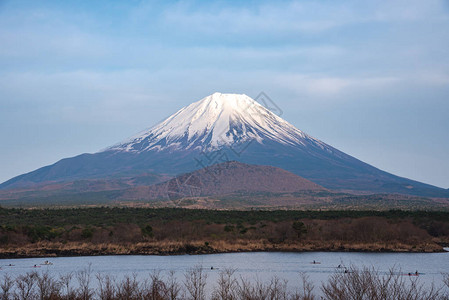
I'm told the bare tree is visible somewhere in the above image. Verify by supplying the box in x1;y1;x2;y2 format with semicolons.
268;276;289;300
212;268;237;300
253;279;271;300
0;275;14;300
184;265;207;300
96;273;116;300
236;277;253;300
166;270;181;300
443;273;449;289
322;265;442;300
60;272;77;300
291;273;314;300
236;277;271;300
2;266;449;300
115;274;139;300
36;271;61;300
147;271;168;300
14;272;37;300
77;264;93;300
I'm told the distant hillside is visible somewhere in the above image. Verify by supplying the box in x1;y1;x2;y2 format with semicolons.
2;162;447;210
119;161;326;201
0;173;169;202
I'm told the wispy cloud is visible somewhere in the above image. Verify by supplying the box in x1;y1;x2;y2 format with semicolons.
274;74;402;99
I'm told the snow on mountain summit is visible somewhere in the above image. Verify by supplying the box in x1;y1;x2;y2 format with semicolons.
106;92;328;153
4;93;447;197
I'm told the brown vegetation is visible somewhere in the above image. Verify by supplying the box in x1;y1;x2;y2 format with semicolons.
119;161;326;201
1;215;448;258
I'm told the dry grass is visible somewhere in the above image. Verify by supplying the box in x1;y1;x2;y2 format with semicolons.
0;238;442;259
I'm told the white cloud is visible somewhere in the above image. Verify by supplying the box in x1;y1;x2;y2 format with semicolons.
413;72;449;86
274;74;401;99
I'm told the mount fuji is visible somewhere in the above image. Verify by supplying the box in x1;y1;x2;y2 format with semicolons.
107;92;327;153
1;93;447;197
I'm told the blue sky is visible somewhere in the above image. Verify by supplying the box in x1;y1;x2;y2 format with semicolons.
0;0;448;188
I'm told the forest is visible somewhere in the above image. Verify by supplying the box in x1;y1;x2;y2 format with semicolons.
1;207;449;257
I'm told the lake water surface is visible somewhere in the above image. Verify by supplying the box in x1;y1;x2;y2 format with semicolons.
1;252;449;295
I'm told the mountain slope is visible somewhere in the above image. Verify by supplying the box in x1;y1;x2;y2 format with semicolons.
1;93;447;197
107;92;328;153
118;161;326;201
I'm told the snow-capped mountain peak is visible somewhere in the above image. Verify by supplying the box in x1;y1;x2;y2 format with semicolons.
4;93;447;198
106;93;326;153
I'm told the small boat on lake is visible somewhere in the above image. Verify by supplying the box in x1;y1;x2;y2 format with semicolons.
404;271;422;276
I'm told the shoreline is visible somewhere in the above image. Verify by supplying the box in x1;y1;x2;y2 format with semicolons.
0;241;445;259
2;208;448;260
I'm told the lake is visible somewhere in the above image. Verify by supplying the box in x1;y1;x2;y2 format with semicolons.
1;251;449;296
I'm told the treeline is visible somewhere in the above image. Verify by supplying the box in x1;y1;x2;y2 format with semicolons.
0;266;448;299
1;207;449;227
1;207;449;255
